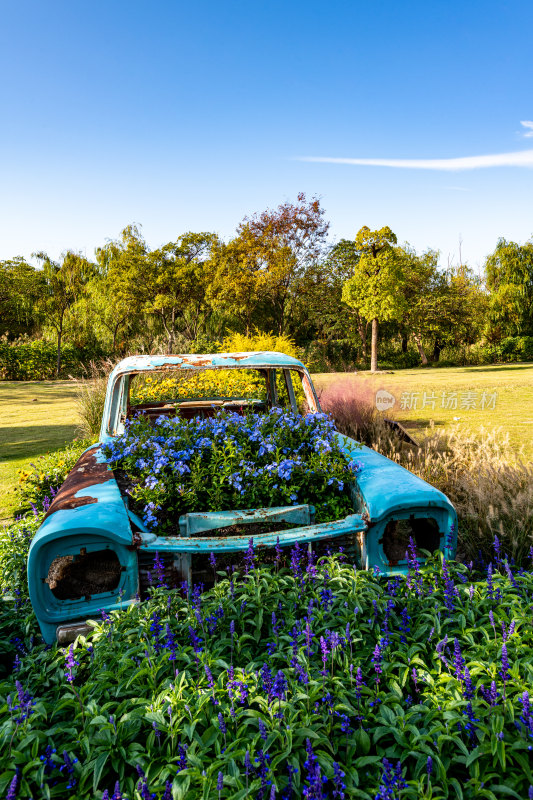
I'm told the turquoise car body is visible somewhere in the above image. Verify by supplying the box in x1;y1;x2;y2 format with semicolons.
27;352;457;644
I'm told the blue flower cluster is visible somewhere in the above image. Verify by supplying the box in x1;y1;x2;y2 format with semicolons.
102;409;362;532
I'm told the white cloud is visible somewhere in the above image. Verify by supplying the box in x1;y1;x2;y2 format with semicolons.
520;120;533;138
296;150;533;171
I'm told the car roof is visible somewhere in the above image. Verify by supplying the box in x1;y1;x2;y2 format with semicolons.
112;351;307;373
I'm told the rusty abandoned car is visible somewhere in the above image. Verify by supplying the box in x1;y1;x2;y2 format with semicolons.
27;352;457;643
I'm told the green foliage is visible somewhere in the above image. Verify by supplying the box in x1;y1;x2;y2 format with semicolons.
0;337;108;380
16;438;93;512
342;226;405;325
0;515;41;601
1;552;533;798
485;237;533;337
2;206;533;377
0;257;41;340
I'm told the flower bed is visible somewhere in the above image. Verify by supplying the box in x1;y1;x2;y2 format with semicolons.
102;410;362;533
1;544;533;799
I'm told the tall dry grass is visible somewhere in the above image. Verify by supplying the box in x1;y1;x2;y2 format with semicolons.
71;359;114;439
320;379;533;566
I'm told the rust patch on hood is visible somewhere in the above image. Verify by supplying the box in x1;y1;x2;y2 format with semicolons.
43;446;113;519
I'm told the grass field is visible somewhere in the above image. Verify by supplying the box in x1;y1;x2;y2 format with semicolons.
0;381;79;522
1;364;532;522
314;362;533;461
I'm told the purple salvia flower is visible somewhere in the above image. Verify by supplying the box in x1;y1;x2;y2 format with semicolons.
153;551;167;588
259;718;268;740
244;537;255;575
453;638;465;681
64;644;79;684
487;563;494;599
371;640;383;683
480;680;500;707
426;755;433;776
261;663;273;697
6;770;20;800
244;750;252;790
319;636;329;675
463;666;474;700
303;738;324;800
217;771;224;794
290;541;303;581
355;667;365;700
275;535;282;568
332;762;346;799
442;558;456;613
464;702;479;744
165;623;178;661
500;642;510;685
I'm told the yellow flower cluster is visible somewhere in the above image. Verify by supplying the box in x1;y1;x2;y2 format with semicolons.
131;370;266;404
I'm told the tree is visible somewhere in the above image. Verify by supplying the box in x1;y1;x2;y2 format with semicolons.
485;237;533;337
342;226;404;371
105;225;218;353
207;230;267;335
0;257;41;338
398;256;486;363
238;193;330;334
323;239;368;359
34;251;95;376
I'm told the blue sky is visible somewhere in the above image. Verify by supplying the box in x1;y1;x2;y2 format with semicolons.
1;0;532;271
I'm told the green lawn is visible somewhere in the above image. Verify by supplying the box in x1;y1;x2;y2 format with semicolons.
1;364;532;522
313;362;533;461
0;381;79;522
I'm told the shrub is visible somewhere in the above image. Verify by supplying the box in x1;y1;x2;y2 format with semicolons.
0;514;42;600
0;336;108;380
1;549;533;798
16;438;93;513
103;410;362;530
220;330;301;360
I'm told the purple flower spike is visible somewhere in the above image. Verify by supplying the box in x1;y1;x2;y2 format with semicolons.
64;644;79;684
153;551;167;588
244;538;255;575
6;770;20;800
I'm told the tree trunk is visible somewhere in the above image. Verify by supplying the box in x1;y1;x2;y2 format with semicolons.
413;333;428;365
432;339;443;362
401;333;408;353
56;326;62;378
370;318;379;372
112;319;122;353
357;316;368;360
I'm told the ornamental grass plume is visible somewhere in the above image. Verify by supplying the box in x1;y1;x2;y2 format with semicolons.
322;378;533;567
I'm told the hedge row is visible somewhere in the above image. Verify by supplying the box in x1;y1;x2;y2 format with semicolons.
0;340;109;380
